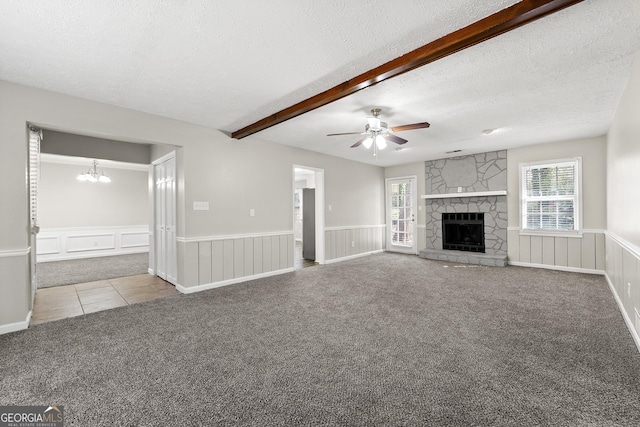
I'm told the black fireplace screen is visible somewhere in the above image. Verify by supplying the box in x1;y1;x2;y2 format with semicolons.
442;213;485;253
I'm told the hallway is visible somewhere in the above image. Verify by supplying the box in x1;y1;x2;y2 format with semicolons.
295;241;317;269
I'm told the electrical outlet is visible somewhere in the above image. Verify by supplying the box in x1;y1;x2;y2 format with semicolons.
250;209;255;217
351;241;355;248
193;201;209;211
328;204;332;211
457;186;462;193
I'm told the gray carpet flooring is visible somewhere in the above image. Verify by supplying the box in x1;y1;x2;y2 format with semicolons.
2;253;640;425
37;253;149;288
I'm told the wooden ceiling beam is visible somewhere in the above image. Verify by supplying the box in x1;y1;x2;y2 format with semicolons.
231;0;584;139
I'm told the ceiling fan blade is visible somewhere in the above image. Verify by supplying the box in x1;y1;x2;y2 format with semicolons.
350;136;370;148
391;122;431;132
327;132;363;136
385;134;408;145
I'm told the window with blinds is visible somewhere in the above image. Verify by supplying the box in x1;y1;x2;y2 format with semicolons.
29;128;41;227
520;159;581;232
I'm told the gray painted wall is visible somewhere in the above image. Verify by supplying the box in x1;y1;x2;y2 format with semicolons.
0;80;385;331
506;136;607;272
39;161;148;227
506;136;606;231
606;52;640;347
608;52;640;248
42;130;151;164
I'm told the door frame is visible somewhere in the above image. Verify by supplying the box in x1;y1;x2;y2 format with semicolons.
151;151;177;283
27;125;41;307
292;165;325;265
385;175;418;254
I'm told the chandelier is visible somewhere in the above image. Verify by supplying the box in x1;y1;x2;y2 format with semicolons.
77;160;111;183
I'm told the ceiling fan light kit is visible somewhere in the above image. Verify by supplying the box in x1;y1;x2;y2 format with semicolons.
328;108;429;156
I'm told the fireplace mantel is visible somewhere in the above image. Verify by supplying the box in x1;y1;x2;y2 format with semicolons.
421;190;506;200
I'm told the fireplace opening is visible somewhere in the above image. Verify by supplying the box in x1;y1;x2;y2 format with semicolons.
442;213;485;253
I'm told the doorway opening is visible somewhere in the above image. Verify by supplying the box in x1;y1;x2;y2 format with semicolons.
34;152;151;288
293;166;325;268
28;127;178;324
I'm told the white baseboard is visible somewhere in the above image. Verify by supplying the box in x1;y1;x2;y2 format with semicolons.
176;267;295;294
508;261;604;275
605;273;640;353
324;249;384;265
0;310;32;335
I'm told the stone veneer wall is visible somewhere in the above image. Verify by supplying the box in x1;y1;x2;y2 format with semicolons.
422;151;508;264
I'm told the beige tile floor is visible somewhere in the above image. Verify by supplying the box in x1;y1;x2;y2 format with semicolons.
32;274;179;326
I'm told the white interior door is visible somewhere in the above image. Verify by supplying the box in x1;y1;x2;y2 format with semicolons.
154;161;166;280
154;154;177;284
386;176;418;254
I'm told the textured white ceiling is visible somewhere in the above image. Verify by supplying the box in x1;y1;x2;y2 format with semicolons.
1;0;639;166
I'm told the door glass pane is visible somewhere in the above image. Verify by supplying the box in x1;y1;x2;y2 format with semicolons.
390;180;413;246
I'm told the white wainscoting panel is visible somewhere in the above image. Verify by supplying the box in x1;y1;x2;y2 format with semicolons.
121;231;150;248
605;232;640;352
178;232;294;291
36;236;59;255
417;224;426;252
507;228;605;274
176;227;384;294
325;225;386;263
36;226;149;262
0;250;32;335
67;233;115;253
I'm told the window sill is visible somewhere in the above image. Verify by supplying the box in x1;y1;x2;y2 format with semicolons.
518;229;583;238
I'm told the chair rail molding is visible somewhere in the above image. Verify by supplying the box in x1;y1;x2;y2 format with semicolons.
0;248;31;258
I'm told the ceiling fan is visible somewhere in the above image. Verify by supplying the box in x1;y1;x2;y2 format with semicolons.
327;108;430;155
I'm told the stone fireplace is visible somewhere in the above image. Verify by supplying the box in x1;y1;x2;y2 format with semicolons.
419;150;508;266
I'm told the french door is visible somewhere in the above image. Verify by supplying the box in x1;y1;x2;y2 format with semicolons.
386;176;418;254
154;154;177;284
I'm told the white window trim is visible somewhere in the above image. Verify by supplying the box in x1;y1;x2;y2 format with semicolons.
518;157;582;236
